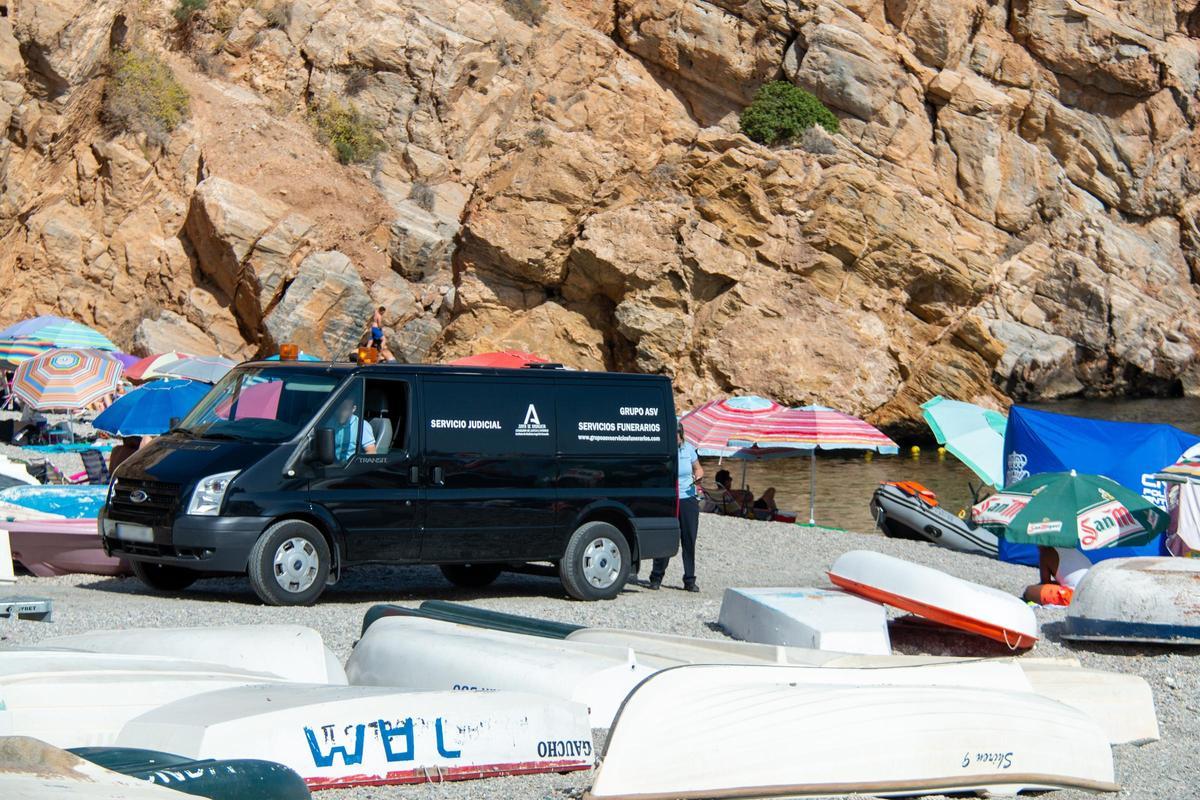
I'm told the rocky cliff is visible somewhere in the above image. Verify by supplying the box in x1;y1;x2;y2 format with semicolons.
2;0;1199;428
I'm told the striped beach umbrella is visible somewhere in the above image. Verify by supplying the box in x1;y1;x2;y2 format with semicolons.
12;349;123;410
0;316;117;351
124;352;194;382
156;355;236;384
681;397;898;525
0;336;56;366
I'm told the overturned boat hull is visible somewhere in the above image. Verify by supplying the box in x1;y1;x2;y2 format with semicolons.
43;625;347;685
871;482;999;557
2;519;129;577
588;665;1116;799
569;627;1155;746
346;616;655;727
70;746;311;800
717;586;891;655
1064;557;1200;645
0;736;185;800
116;684;593;790
0;651;287;748
829;549;1038;649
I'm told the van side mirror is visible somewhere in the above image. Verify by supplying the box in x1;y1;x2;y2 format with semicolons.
315;427;336;465
168;417;181;431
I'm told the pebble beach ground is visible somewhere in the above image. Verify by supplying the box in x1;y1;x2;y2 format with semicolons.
2;515;1194;800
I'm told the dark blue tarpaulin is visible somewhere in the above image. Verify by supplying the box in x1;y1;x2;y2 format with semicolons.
999;406;1199;566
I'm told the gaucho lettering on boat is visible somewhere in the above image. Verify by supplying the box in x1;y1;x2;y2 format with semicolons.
99;361;680;605
114;685;594;789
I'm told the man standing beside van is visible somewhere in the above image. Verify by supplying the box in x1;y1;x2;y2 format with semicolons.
648;428;703;592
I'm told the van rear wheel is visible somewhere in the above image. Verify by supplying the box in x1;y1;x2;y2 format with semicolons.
439;563;503;588
559;521;631;601
131;560;197;593
247;520;330;606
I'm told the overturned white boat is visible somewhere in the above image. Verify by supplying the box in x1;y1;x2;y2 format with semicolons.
0;736;183;800
717;586;891;655
569;628;1157;745
41;624;347;684
117;684;593;790
589;665;1117;799
829;549;1039;649
346;616;656;727
1064;556;1200;645
0;651;287;747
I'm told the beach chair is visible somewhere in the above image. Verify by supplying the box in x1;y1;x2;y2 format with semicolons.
700;483;753;517
79;449;111;485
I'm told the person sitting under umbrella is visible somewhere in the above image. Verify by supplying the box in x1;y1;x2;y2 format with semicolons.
752;487;779;521
707;469;754;516
1022;546;1092;606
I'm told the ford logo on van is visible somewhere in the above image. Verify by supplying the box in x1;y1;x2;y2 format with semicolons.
130;489;149;504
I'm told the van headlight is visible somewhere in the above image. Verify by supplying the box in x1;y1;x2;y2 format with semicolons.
186;471;240;516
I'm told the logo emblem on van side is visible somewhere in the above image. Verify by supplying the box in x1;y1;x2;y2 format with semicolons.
130;490;149;504
515;403;549;438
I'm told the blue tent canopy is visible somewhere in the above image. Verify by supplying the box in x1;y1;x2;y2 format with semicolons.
1000;406;1200;566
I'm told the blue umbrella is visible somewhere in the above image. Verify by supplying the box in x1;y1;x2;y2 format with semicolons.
265;352;321;362
93;379;210;436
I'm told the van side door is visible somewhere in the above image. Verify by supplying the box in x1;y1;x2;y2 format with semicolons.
308;376;421;563
418;375;559;562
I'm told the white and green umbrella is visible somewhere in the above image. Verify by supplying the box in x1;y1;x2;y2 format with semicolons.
921;396;1006;487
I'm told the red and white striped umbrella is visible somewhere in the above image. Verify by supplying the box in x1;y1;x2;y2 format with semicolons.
12;348;123;410
124;351;194;382
681;397;897;525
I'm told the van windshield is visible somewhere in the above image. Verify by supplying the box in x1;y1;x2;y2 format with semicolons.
176;367;341;442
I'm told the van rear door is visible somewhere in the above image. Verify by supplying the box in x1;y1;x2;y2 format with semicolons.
418;374;559;562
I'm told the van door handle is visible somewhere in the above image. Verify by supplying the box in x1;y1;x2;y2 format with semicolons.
432;466;444;485
409;466;419;484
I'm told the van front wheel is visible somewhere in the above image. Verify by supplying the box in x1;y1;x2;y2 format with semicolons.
559;521;631;601
440;564;503;588
131;560;197;593
247;520;330;606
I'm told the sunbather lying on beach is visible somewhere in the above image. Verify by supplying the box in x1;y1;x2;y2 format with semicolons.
1022;545;1091;606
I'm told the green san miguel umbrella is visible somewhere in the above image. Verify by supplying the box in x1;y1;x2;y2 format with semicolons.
971;469;1167;551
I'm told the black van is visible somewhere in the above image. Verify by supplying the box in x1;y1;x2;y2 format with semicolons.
99;362;680;605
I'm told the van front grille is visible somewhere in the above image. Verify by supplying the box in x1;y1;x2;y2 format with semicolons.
108;479;180;526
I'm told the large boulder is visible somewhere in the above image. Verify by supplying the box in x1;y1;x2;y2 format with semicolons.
262;251;375;359
184;177;315;329
131;310;226;358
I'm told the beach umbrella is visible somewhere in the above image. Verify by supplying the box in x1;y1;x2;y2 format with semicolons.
681;398;898;525
155;355;237;384
124;352;195;382
93;379;210;436
920;396;1007;488
265;351;321;362
109;352;141;371
449;350;550;368
0;316;117;350
0;336;56;366
12;348;123;411
972;470;1167;551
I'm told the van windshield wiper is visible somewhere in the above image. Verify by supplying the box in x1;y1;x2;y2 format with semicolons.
168;426;195;437
196;431;246;441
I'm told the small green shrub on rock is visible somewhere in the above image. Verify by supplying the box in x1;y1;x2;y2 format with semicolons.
739;81;839;146
173;0;208;25
309;96;386;164
503;0;547;26
104;48;190;142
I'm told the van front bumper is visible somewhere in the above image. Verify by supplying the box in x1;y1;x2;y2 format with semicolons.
100;511;268;573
